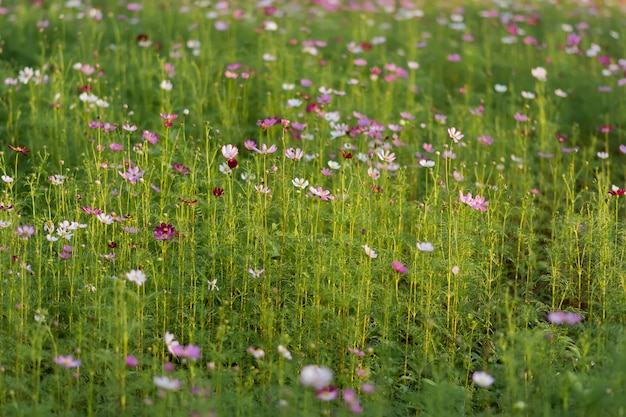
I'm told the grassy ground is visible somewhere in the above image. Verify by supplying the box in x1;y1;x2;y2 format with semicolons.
0;0;626;416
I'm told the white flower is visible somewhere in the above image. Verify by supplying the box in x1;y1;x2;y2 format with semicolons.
263;53;276;61
521;91;535;99
1;175;14;184
277;345;292;360
531;67;547;82
292;178;309;189
282;83;295;90
597;152;609;159
376;149;396;163
472;371;495;388
447;127;464;143
96;213;114;225
328;161;341;170
494;84;507;93
363;245;378;259
416;242;434;252
153;376;181;391
126;269;146;286
300;365;333;390
160;80;173;91
419;159;435;168
208;279;219;291
286;99;302;108
554;89;568;97
218;162;232;175
254;184;271;194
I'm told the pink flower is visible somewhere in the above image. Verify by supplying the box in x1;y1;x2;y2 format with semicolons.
125;356;138;367
221;144;239;159
159;113;178;127
547;311;583;325
392;261;407;274
54;355;82;368
16;224;35;239
316;386;339;401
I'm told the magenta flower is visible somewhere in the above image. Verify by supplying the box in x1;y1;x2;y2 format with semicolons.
54;355;82;368
125;356;138;367
477;135;493;145
391;261;408;274
172;163;189;175
154;223;177;241
547;311;583;325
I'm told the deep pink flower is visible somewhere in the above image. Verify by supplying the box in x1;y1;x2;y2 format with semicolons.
392;261;408;274
125;356;138;367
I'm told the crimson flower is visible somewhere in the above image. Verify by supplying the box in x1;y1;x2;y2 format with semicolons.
212;187;224;197
154;223;177;241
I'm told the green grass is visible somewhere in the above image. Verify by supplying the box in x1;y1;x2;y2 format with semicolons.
0;0;626;416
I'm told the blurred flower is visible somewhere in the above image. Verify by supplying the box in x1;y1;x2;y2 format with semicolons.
300;365;333;390
126;269;146;286
392;261;408;274
316;386;339;401
54;355;81;368
547;311;582;325
531;66;547;81
416;242;434;252
472;371;495;388
363;245;378;259
153;376;181;391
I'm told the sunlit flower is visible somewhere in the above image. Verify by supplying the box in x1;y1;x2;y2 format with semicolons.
159;113;178;127
472;371;495;388
97;213;114;225
208;279;219;291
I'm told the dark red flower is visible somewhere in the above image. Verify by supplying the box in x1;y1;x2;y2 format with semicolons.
227;158;238;169
212;187;224;197
153;223;177;241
